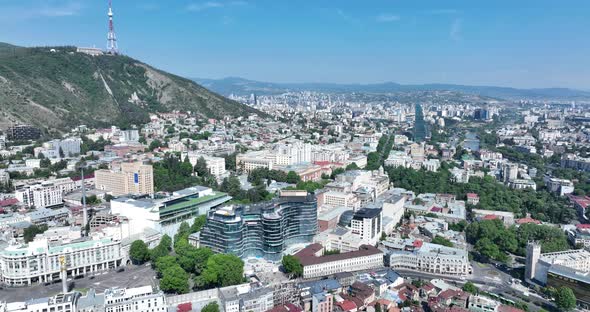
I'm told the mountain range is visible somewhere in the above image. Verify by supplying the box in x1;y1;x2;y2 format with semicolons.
194;77;590;100
0;43;259;133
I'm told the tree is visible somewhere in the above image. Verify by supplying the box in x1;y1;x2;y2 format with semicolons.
555;286;576;311
155;255;178;276
149;139;163;151
282;255;303;278
175;222;191;247
201;254;244;287
58;147;65;158
129;240;150;264
380;232;387;241
195;157;209;177
346;163;359;170
150;235;172;262
159;264;190;294
462;281;478;294
431;236;454;247
201;302;220;312
190;215;207;233
23;224;49;243
286;171;301;184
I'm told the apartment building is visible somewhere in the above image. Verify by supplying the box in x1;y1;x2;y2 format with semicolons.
15;182;65;208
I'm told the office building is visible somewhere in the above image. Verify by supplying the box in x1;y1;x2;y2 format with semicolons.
95;161;154;196
110;186;231;237
198;190;317;261
350;208;382;245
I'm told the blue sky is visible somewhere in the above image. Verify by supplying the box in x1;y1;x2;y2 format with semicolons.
1;0;589;89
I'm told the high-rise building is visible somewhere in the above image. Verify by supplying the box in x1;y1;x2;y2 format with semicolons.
350;208;382;245
6;125;41;141
95;161;154;196
198;190;317;261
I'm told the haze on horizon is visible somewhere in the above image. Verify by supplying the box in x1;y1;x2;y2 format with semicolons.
2;0;589;90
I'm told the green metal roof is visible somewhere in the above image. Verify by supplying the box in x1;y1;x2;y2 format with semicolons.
159;192;228;215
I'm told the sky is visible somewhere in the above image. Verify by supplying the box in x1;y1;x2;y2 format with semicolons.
1;0;589;89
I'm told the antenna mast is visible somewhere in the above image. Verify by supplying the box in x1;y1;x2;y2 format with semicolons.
107;0;119;54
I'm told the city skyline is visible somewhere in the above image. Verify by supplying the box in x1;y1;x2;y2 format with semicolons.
2;0;589;90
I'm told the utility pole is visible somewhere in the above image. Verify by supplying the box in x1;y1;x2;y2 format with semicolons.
80;165;88;235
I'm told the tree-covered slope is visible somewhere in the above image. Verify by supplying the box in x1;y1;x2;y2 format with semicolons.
0;44;260;132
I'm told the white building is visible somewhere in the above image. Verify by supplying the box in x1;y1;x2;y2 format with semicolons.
544;176;574;196
350;208;382;245
0;237;122;286
384;238;472;276
0;170;9;186
294;243;383;279
2;293;81;312
104;286;166;312
15;182;64;208
182;152;226;178
110;186;231;237
42;138;82;158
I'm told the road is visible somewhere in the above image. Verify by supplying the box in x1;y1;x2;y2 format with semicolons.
0;264;156;302
396;261;557;312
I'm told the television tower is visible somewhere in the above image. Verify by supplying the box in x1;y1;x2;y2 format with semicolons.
107;0;118;54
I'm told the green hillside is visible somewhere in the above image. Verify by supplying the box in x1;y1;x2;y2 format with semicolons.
0;44;260;132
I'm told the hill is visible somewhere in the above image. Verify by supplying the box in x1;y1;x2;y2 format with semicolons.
194;77;590;100
0;44;261;132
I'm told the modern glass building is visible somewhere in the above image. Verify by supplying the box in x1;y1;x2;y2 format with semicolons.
199;190;317;261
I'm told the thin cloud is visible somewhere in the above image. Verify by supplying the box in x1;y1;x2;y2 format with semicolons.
450;18;462;41
186;1;246;12
38;1;83;17
376;14;400;23
336;9;360;26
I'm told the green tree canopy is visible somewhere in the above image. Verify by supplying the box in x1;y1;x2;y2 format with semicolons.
159;264;190;294
201;302;220;312
129;240;150;264
201;254;244;287
555;287;576;311
282;255;303;278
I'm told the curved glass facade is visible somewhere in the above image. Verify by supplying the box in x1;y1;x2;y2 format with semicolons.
199;193;317;262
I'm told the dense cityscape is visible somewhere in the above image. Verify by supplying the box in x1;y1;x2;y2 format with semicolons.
1;1;590;312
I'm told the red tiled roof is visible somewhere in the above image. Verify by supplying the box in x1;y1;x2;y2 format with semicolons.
516;217;541;225
0;198;19;207
568;195;590;209
412;240;423;248
483;214;499;220
576;224;590;230
336;300;357;311
466;193;479;198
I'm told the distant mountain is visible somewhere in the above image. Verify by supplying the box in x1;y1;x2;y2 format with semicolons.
0;44;261;132
194;77;590;100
